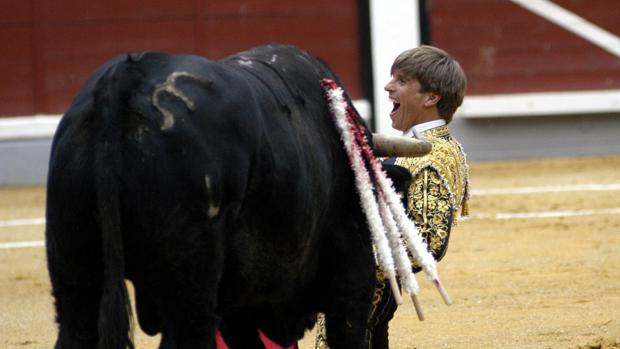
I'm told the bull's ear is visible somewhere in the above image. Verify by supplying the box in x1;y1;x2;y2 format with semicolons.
381;163;412;194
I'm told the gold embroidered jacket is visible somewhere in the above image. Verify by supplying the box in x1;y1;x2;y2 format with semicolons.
315;125;470;349
395;124;469;268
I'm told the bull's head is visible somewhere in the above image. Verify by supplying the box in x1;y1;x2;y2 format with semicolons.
371;133;432;158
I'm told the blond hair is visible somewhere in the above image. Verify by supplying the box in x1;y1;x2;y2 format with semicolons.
391;45;466;123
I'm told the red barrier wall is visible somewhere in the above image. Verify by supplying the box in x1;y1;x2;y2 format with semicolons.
0;0;361;117
430;0;620;95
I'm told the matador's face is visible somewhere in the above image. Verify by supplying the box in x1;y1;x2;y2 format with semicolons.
384;69;439;132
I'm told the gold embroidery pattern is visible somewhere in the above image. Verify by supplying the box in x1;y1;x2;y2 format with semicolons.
368;270;387;326
409;168;451;267
314;125;468;349
395;125;469;266
315;313;329;349
396;125;469;221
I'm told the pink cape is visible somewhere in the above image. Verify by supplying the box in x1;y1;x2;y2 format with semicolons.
216;329;299;349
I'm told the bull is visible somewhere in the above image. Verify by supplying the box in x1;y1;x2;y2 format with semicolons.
45;44;423;349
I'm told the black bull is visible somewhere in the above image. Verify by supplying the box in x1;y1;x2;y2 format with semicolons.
46;44;411;349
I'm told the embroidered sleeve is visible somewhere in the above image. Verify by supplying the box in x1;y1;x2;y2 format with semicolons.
407;166;454;270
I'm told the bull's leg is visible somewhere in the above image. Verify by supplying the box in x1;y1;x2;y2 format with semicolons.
159;282;221;349
156;220;225;349
135;286;162;336
46;180;102;349
220;305;313;349
323;224;375;349
157;268;221;349
47;256;102;349
256;306;316;347
220;311;266;349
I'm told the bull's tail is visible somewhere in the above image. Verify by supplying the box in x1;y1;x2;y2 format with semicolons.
92;57;136;349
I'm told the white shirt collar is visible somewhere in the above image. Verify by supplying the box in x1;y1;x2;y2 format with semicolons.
403;119;446;139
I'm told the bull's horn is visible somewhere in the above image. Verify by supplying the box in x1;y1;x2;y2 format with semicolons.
372;133;432;157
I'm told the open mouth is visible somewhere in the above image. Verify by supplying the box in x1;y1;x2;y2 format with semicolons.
389;98;400;115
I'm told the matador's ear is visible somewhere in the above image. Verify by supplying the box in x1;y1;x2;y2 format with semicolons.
424;93;441;107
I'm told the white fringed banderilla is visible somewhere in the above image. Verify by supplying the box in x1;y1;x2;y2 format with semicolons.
321;79;451;321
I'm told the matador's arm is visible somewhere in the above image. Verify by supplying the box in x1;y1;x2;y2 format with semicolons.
406;166;454;272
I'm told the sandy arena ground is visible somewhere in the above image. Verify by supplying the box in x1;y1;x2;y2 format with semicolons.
1;155;619;349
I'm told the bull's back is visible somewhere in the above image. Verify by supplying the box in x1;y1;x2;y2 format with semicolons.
49;46;358;301
216;46;358;292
